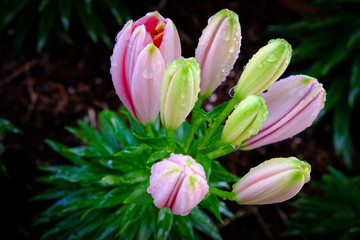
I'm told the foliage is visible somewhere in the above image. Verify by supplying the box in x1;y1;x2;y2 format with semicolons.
285;167;360;240
0;0;130;52
34;108;238;240
0;117;22;176
269;0;360;168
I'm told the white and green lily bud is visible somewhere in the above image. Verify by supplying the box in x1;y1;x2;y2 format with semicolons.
160;57;201;130
222;95;268;146
234;39;292;100
233;157;311;205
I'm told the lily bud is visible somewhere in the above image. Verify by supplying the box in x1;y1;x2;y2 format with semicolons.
195;9;241;98
147;153;209;216
233;157;311;205
241;75;326;150
110;11;181;125
222;95;268;146
160;57;201;130
234;39;292;100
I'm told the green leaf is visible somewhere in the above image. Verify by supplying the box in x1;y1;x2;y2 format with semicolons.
99;110;137;148
136;205;156;240
0;117;22;137
116;204;147;238
123;181;152;204
147;150;171;164
0;0;30;30
196;154;212;181
207;102;229;119
37;165;105;184
333;103;353;169
74;0;98;42
189;207;222;240
38;0;50;12
37;2;56;52
98;145;148;172
58;0;72;31
156;208;173;240
66;120;115;154
349;60;360;108
200;194;223;222
104;0;127;25
322;76;346;114
100;171;148;186
134;134;169;150
45;139;87;165
172;215;195;240
210;161;239;183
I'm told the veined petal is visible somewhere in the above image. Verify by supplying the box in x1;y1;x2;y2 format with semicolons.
159;18;181;66
196;9;241;97
233;157;311;205
147;154;209;216
124;25;152;90
241;75;326;150
131;44;165;125
110;20;136;117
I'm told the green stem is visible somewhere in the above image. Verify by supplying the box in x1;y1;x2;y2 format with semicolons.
209;185;234;201
144;125;154;137
207;145;237;159
184;97;205;153
198;97;239;149
165;128;175;150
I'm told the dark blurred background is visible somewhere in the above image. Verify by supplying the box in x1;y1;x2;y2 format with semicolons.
1;0;359;239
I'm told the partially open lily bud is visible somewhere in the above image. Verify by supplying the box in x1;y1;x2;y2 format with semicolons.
234;39;292;100
147;153;209;216
222;95;268;146
195;9;241;98
241;75;326;150
160;57;201;130
233;157;311;205
110;11;181;125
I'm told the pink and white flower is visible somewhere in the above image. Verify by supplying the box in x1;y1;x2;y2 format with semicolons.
241;75;326;150
110;12;181;125
147;153;209;216
233;157;311;205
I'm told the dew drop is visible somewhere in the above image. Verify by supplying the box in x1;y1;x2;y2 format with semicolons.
228;87;235;97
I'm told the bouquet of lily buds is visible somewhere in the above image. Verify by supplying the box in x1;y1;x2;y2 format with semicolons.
35;9;326;240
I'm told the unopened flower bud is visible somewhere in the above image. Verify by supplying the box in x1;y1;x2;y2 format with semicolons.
241;75;326;150
147;153;209;216
160;57;201;130
233;157;311;205
195;9;241;98
110;11;181;125
222;95;268;146
234;39;292;100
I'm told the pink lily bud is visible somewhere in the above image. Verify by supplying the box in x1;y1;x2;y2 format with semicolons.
110;12;181;125
241;75;326;150
147;153;209;216
233;157;311;205
195;9;241;98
